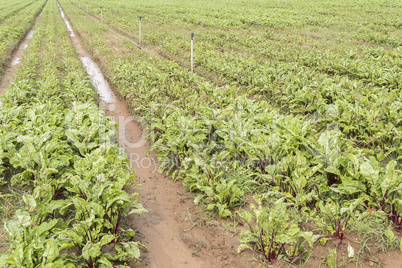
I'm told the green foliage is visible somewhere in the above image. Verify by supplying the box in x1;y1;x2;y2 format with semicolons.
0;0;47;77
326;249;337;268
0;210;75;267
315;199;352;244
237;198;317;264
0;1;146;266
193;178;244;218
55;0;402;264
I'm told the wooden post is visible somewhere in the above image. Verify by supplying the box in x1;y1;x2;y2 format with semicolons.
139;16;143;48
191;32;194;72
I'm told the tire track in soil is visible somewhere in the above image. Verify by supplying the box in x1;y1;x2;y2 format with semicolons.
58;2;257;268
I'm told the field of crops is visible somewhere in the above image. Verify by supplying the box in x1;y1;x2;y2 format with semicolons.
0;0;46;76
0;0;147;266
0;0;402;267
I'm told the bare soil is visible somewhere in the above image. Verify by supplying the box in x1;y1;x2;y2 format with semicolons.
0;229;7;253
307;234;402;268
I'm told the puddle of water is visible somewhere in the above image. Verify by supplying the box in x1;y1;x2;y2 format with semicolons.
11;58;21;66
20;44;28;50
27;30;34;39
65;21;75;37
80;57;114;103
57;3;75;37
57;2;114;104
58;3;65;18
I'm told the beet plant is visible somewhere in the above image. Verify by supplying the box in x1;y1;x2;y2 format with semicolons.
237;198;317;264
315;199;351;245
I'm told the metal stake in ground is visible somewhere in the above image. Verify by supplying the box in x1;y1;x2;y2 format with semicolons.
100;6;103;23
139;16;143;48
191;32;194;72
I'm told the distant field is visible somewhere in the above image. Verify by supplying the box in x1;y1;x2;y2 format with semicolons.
79;0;402;147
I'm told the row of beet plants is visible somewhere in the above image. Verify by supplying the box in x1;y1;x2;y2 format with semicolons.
0;0;47;76
111;53;402;264
0;0;37;23
68;0;401;158
0;1;146;267
57;1;402;264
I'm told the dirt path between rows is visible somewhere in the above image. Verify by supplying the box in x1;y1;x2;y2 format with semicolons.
58;3;257;268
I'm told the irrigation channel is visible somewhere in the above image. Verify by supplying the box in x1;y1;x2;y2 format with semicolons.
56;2;255;267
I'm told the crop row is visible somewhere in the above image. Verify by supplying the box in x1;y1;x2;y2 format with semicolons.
0;0;37;23
80;0;401;40
0;0;47;77
70;0;402;157
76;0;401;94
60;0;402;263
0;1;145;267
